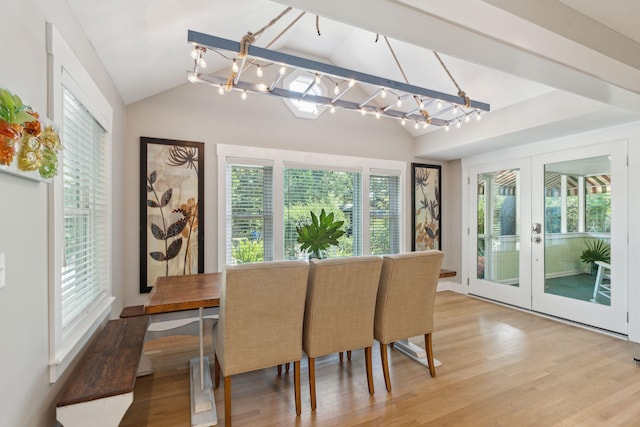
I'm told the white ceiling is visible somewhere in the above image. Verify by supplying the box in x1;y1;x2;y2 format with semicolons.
67;0;640;160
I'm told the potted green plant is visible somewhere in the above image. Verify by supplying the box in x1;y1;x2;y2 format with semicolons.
580;239;610;276
296;209;345;259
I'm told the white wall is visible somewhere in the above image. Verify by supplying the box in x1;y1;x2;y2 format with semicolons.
0;1;126;426
124;81;456;306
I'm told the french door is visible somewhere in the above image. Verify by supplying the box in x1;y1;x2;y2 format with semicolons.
469;142;628;334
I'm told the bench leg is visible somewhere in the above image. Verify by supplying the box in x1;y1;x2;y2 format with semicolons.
57;392;132;427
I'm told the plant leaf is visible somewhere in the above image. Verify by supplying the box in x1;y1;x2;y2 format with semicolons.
151;223;165;240
149;171;157;184
166;217;187;239
149;251;166;261
426;228;435;239
160;188;173;207
166;238;183;260
147;199;160;208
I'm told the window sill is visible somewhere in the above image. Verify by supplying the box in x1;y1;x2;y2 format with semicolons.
49;296;114;383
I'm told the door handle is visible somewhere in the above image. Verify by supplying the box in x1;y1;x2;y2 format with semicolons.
532;223;542;244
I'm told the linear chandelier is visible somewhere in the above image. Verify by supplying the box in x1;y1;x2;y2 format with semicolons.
187;29;490;129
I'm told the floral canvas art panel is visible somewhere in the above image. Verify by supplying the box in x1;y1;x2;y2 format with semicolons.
412;163;441;251
140;137;204;293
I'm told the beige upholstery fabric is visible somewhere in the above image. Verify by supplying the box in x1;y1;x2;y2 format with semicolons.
303;256;383;358
302;255;383;410
374;250;444;389
374;250;444;344
213;260;309;376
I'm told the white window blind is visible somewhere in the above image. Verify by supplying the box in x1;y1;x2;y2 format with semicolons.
283;167;362;259
370;173;400;255
226;162;274;264
61;86;108;331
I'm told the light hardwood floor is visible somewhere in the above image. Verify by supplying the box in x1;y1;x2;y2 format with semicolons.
121;291;640;426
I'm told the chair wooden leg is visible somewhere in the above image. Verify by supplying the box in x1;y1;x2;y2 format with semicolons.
390;342;395;350
277;364;282;375
425;333;436;377
339;352;344;362
224;376;232;427
380;343;391;392
285;362;290;373
347;350;352;361
365;346;374;395
308;357;317;411
214;354;221;388
294;360;301;416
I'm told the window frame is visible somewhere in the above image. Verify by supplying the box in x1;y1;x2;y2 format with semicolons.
47;23;114;383
217;144;406;268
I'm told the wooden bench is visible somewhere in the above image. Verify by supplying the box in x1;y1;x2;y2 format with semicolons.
119;305;145;318
56;315;150;427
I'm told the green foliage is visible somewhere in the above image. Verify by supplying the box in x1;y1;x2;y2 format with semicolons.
296;209;345;259
232;239;264;264
0;87;35;124
580;239;610;264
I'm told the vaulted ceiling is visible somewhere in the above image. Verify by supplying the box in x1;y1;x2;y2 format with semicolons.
67;0;640;160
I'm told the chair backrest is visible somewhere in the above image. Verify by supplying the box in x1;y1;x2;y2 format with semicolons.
303;256;383;357
374;250;444;344
217;260;309;376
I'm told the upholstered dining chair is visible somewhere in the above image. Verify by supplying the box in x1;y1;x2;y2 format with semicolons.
374;250;444;391
303;256;383;411
213;260;309;427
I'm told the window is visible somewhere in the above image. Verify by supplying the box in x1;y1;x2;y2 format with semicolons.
543;170;610;234
284;166;361;259
282;71;327;119
226;161;273;264
585;174;611;233
369;172;400;255
217;145;405;266
60;87;109;329
47;24;113;382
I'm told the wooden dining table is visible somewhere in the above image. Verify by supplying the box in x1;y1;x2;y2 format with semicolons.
144;267;455;426
145;272;223;427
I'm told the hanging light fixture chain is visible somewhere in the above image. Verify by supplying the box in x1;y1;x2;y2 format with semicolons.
265;11;305;49
384;36;425;115
433;51;470;108
239;6;293;58
384;36;410;84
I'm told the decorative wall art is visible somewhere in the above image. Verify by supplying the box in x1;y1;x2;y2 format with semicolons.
411;163;441;251
0;86;62;182
140;137;204;293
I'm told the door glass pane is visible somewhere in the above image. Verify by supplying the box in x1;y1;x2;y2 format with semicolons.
543;156;611;305
477;169;520;286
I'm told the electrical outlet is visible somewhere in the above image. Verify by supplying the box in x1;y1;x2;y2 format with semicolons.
0;253;5;289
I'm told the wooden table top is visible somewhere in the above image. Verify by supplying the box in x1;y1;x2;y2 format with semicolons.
144;268;456;315
144;272;221;314
439;269;457;279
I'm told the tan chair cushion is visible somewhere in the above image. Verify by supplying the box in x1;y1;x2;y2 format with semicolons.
303;256;383;358
214;260;309;376
374;250;444;344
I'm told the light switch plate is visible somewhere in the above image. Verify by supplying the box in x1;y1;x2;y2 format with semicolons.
0;253;5;288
